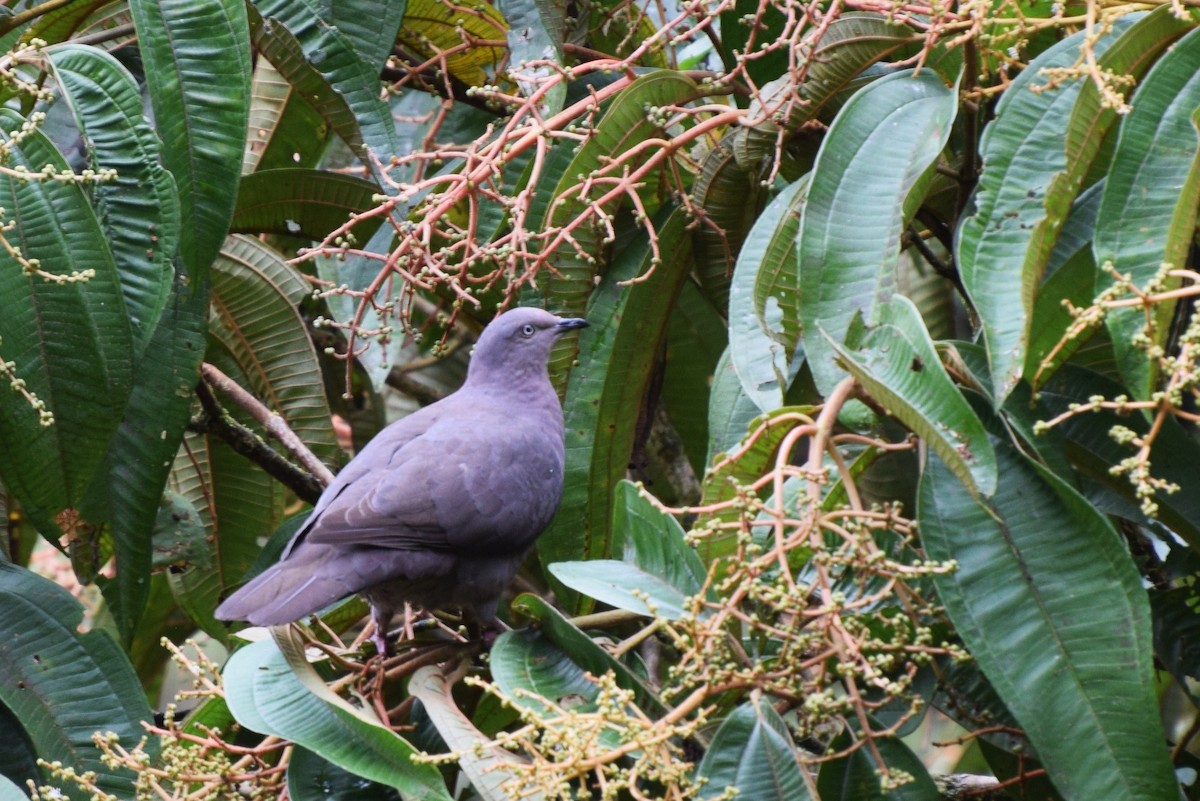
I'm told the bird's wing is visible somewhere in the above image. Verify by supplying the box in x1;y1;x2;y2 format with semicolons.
279;401;446;558
305;412;563;554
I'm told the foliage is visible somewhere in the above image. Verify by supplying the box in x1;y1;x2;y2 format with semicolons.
0;0;1199;800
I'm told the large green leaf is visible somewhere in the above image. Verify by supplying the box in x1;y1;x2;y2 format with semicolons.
689;137;764;314
408;665;539;801
918;426;1175;800
508;593;668;717
558;476;722;615
736;13;920;167
0;700;38;790
695;696;811;801
539;71;698;387
210;235;338;464
1094;22;1200;399
20;0;110;47
1023;182;1103;388
497;0;565;116
538;207;692;611
250;0;399;178
693;13;916;311
549;559;698;620
662;282;728;476
797;69;957;395
0;774;29;801
1037;365;1200;550
326;0;407;71
129;0;250;279
729;176;809;412
46;44;179;357
612;480;707;594
0;108;132;533
286;746;403;801
0;562;154;801
232;168;381;241
695;404;820;562
168;430;285;642
957;10;1189;403
82;270;209;643
397;0;507;87
490;629;605;717
829;297;996;496
816;728;940;800
224;636;452;801
243;56;331;174
705;346;764;469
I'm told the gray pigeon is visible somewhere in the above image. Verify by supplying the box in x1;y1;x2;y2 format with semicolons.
214;308;587;653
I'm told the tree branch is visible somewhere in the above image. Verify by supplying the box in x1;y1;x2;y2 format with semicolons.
201;363;335;486
193;364;335;503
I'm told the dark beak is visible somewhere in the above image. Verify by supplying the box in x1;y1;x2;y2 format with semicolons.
555;318;589;332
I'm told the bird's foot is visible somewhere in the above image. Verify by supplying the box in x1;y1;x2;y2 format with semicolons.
371;627;391;658
480;626;500;650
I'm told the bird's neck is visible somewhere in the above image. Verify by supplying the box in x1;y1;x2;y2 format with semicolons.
464;365;557;405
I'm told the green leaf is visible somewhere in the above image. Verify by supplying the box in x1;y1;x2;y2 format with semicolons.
46;44;180;357
286;746;402;801
689;138;764;313
917;426;1176;800
729;176;809;412
737;13;920;168
167;430;284;641
816;729;940;800
130;0;250;280
498;0;565;116
1095;22;1200;399
81;270;208;643
490;629;605;718
705;346;765;469
829;297;996;496
957;10;1188;403
20;0;110;47
243;56;331;174
539;71;698;387
549;559;698;620
1037;364;1200;550
718;0;789;85
312;222;406;392
1024;182;1103;389
397;0;507;87
538;207;693;611
0;701;38;790
326;0;407;71
693;13;915;311
211;235;338;463
0;562;154;801
232;168;381;241
662;281;728;476
508;593;668;717
0;774;30;801
797;68;957;395
697;404;819;562
613;480;707;595
0;108;133;533
696;696;811;801
224;636;452;801
408;665;540;801
250;0;399;179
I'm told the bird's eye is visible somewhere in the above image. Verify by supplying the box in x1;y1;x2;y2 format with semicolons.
520;324;536;337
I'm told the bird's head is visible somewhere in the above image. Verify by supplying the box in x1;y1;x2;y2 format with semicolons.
466;308;588;386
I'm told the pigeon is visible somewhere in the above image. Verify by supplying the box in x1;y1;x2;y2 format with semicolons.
215;308;588;654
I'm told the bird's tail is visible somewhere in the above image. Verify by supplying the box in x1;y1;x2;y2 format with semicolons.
214;546;356;626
